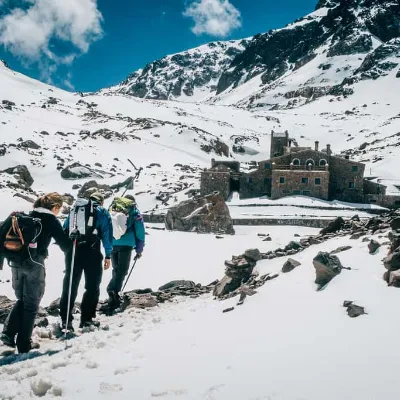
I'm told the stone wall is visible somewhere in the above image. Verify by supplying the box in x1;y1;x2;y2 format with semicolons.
231;218;333;228
329;156;365;202
200;170;230;199
271;170;329;200
364;194;400;209
364;179;387;195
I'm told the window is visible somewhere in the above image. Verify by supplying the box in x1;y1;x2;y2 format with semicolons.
248;177;253;184
292;158;300;166
293;190;301;195
352;165;359;172
303;191;311;196
319;159;327;167
315;178;321;185
349;182;355;189
265;163;271;170
279;177;285;184
301;177;309;184
305;159;315;167
264;178;270;184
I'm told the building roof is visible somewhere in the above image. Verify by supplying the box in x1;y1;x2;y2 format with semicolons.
272;131;287;138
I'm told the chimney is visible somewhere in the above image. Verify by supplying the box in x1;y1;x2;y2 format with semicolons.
315;141;319;152
327;144;331;155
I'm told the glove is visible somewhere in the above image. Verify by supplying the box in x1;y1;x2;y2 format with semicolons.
70;230;80;241
134;253;142;260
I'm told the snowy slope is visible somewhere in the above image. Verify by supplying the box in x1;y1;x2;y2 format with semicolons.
1;226;398;400
105;39;250;102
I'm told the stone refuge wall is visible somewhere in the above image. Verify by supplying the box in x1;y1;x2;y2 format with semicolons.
364;194;400;209
231;218;332;228
364;179;386;195
200;170;230;199
329;156;365;203
271;169;329;200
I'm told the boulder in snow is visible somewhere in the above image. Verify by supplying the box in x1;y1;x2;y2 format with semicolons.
244;248;262;262
320;217;344;235
282;258;301;273
2;165;34;187
159;280;196;291
165;192;235;235
18;140;41;150
61;163;103;180
77;180;113;199
313;252;343;287
368;239;381;254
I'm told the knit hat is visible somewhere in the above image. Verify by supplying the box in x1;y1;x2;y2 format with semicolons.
89;191;105;204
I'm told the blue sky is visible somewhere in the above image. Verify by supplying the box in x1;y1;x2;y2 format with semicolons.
0;0;317;92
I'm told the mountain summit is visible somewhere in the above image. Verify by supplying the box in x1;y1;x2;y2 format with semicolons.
110;0;399;109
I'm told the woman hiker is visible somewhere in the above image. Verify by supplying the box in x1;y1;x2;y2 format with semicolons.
0;193;71;353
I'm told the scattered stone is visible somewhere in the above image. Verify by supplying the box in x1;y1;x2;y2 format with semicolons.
121;292;158;310
216;235;224;239
331;246;352;255
294;233;300;237
282;258;301;273
350;231;366;240
320;217;344;235
18;140;41;150
77;180;113;199
244;248;262;262
263;236;272;242
343;300;353;307
390;217;400;231
61;163;103;180
34;317;49;328
2;165;34;187
158;280;196;291
223;307;234;313
383;248;400;271
346;303;366;318
313;252;343;287
368;239;381;254
362;237;370;242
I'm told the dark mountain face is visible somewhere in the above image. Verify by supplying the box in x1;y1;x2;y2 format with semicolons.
110;0;399;105
216;0;400;94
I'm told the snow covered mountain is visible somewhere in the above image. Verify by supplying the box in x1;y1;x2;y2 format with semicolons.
108;0;399;110
108;39;250;102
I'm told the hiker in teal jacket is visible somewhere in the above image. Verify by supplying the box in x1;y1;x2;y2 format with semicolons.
106;195;145;310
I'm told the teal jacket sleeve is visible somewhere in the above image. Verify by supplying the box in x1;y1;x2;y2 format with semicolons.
132;209;145;253
97;208;113;258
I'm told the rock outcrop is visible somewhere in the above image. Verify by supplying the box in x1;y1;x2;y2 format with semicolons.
313;252;343;287
165;192;235;234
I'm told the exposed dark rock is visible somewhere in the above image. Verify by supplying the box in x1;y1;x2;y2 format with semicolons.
18;140;41;150
159;280;196;291
343;301;366;318
0;295;14;323
165;192;235;235
2;165;34;187
282;258;301;273
121;292;158;310
350;231;367;240
61;163;103;180
244;248;262;262
320;217;344;235
313;252;343;287
390;217;400;230
383;248;400;271
368;239;381;254
223;307;235;313
330;246;352;255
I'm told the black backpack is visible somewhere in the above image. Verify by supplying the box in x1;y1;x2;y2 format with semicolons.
68;198;98;242
1;212;42;264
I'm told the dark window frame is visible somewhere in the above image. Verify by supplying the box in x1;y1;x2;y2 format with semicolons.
349;182;355;189
315;178;321;185
265;163;271;170
352;165;359;172
279;177;285;184
301;177;309;184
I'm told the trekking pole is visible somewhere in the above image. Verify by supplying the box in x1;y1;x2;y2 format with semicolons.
121;257;138;293
64;237;77;341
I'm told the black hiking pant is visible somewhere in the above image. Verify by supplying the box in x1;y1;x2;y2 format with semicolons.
107;246;133;295
3;261;45;353
59;243;103;325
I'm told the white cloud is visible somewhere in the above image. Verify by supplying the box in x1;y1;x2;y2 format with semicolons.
183;0;242;37
0;0;103;85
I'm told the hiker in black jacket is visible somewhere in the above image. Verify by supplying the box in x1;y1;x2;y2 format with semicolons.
0;193;71;353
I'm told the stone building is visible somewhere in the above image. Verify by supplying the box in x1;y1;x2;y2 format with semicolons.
200;131;368;204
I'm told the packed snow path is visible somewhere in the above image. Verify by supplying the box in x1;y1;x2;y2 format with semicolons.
1;226;399;400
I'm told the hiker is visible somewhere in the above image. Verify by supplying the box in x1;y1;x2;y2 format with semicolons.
59;192;113;331
105;195;145;311
0;193;71;353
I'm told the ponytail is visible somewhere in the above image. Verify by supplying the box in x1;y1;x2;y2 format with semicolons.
34;192;63;210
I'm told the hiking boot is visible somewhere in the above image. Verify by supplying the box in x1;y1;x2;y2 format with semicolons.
79;319;100;329
61;321;74;333
1;333;16;348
